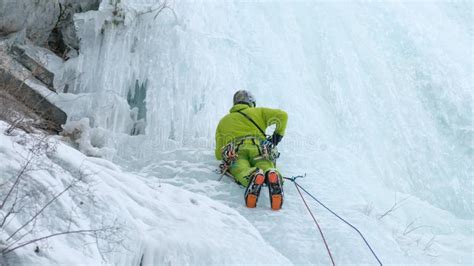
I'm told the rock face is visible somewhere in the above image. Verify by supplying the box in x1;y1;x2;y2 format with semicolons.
0;0;100;133
0;42;66;133
0;0;60;45
0;0;101;133
10;45;55;90
56;0;101;50
0;0;100;55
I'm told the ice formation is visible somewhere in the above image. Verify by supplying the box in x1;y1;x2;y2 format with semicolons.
2;0;472;265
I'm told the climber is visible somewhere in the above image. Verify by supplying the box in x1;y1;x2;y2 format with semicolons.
215;90;288;210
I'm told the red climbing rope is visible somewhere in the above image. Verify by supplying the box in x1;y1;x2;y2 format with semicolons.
294;182;336;266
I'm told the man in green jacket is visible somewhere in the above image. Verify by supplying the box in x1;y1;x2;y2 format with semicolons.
215;90;288;210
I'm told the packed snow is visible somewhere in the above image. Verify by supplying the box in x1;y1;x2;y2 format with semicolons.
0;122;290;265
1;0;472;265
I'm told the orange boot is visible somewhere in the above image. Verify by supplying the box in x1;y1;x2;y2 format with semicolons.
266;170;283;210
244;170;265;208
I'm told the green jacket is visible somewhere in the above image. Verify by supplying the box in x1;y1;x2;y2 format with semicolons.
215;104;288;160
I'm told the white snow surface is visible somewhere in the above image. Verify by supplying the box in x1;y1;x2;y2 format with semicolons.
1;0;472;265
0;123;290;265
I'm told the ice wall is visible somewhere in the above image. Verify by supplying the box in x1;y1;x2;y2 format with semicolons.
63;0;472;220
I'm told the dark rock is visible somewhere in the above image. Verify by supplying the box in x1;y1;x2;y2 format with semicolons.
0;48;66;133
10;45;55;91
48;0;100;57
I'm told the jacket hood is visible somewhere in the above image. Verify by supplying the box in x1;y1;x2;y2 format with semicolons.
229;104;250;113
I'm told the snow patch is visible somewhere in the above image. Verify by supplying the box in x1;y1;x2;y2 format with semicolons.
61;118;115;158
0;121;289;265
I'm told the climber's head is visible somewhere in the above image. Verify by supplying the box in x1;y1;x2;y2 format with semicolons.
233;90;256;107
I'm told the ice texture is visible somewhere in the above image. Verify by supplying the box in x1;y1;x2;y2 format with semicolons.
67;0;472;217
15;0;472;264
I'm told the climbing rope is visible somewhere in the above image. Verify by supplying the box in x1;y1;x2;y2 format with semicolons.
284;175;383;266
293;179;335;265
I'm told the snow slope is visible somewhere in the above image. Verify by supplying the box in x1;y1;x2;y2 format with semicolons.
2;0;472;265
0;122;290;265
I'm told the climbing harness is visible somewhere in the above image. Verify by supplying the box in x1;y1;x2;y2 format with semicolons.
217;139;279;182
284;175;383;266
217;133;277;181
217;137;256;181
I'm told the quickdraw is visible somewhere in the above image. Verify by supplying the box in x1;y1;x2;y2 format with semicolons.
218;143;238;181
221;142;238;165
258;139;280;163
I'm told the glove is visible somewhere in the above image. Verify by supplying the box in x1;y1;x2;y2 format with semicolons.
269;133;283;146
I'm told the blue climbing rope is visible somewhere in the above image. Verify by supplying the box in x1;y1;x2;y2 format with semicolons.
293;178;335;265
284;175;383;266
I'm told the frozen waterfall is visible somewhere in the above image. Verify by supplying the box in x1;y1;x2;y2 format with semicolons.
42;0;473;264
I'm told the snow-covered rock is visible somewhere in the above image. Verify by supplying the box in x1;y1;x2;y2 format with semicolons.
56;0;101;50
0;41;66;133
0;0;60;45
